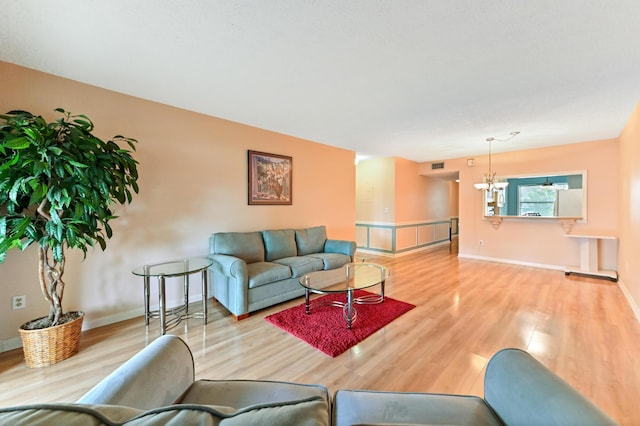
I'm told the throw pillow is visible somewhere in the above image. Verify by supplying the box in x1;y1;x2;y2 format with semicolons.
295;226;327;255
262;229;297;261
211;232;265;263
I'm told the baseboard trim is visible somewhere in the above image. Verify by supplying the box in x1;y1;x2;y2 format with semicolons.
617;278;640;322
0;308;143;354
0;336;23;353
458;254;565;271
357;240;452;259
82;307;144;331
0;294;204;353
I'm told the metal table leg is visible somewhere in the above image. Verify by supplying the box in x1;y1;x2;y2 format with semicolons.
201;268;208;325
158;274;166;335
143;270;150;326
183;259;189;315
346;289;353;329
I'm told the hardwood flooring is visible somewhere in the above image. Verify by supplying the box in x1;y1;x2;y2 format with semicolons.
2;242;640;424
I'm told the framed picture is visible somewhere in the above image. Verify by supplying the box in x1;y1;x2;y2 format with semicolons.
248;150;292;205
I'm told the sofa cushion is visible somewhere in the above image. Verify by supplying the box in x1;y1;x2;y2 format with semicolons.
125;399;329;425
333;389;501;426
211;231;265;263
0;399;330;425
247;262;292;288
274;256;324;277
295;226;327;255
178;380;330;426
0;403;142;425
263;229;297;261
179;379;330;408
306;253;351;270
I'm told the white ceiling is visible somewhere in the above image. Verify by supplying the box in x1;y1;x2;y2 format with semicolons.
1;1;639;162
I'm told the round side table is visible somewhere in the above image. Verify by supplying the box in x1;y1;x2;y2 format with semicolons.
132;257;213;335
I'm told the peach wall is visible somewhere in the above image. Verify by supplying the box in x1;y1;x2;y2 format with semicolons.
449;181;460;217
0;62;356;345
394;157;427;222
395;157;453;223
618;102;640;316
357;156;453;224
421;139;619;270
356;157;395;222
422;178;453;221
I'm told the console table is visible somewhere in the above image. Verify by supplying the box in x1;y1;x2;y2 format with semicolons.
132;257;213;335
564;233;617;281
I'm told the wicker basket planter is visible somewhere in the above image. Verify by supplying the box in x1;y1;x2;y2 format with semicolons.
19;312;84;368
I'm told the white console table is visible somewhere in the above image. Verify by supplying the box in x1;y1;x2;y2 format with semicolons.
564;232;617;281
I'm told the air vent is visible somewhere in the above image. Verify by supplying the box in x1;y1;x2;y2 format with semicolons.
431;162;445;170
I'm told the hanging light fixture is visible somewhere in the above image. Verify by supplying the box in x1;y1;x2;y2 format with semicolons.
474;131;520;192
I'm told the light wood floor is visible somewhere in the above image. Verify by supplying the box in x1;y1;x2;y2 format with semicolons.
2;242;640;424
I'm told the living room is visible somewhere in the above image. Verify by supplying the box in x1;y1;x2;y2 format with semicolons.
1;2;640;424
4;59;634;347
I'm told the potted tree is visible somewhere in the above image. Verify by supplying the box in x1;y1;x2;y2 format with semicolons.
0;108;139;367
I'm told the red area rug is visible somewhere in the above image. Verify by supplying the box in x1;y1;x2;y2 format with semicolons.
265;290;415;357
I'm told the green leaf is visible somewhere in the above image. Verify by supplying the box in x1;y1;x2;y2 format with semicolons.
53;244;63;263
68;160;88;168
31;182;47;203
0;154;20;171
4;137;30;149
22;127;43;143
9;179;23;202
96;235;107;251
55;163;65;177
50;208;61;225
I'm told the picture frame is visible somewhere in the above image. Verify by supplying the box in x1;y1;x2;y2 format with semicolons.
248;150;293;205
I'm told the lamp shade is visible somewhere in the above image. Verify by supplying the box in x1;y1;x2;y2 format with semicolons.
474;183;489;190
494;182;509;190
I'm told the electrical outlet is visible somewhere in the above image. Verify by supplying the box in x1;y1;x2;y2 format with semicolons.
12;295;26;310
479;240;484;246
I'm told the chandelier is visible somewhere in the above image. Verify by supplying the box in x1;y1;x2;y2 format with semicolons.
474;131;520;192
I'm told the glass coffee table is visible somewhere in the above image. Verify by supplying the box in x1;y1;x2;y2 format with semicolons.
299;262;390;329
132;257;213;335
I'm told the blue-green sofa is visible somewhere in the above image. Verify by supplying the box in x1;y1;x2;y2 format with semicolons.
208;225;356;319
0;335;616;424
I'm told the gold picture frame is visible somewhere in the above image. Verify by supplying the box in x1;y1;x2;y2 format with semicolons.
248;150;292;205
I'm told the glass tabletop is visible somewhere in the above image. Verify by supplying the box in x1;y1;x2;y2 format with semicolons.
299;262;389;292
132;257;213;277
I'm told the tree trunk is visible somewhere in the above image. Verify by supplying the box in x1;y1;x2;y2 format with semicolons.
38;246;65;326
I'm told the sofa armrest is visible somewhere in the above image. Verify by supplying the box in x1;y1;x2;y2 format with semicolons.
76;335;195;410
210;254;247;279
484;348;617;425
324;239;356;261
209;254;250;317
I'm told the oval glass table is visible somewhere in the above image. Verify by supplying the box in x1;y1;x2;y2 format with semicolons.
299;262;390;329
132;257;213;335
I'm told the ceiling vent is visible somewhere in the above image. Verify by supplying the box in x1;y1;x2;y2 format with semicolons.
431;162;445;170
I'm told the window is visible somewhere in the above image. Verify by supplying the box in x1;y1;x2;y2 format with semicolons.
518;184;568;216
